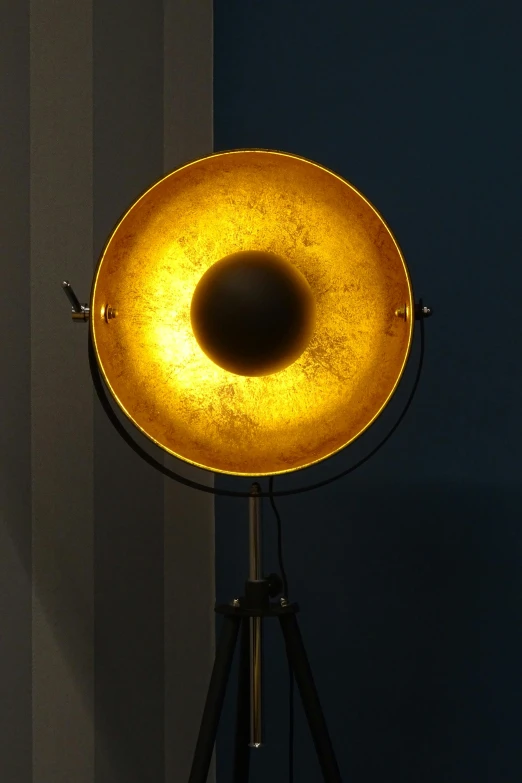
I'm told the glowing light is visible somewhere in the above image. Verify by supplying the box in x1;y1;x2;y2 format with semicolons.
91;150;413;475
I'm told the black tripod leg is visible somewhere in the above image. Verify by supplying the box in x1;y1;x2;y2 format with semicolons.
188;614;242;783
279;613;342;783
233;617;251;782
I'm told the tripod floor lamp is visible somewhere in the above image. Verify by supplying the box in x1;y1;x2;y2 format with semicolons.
63;149;431;782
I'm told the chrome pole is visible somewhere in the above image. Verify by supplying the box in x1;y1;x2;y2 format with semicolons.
249;482;262;747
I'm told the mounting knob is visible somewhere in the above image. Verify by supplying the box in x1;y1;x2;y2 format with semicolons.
415;302;433;320
62;281;90;322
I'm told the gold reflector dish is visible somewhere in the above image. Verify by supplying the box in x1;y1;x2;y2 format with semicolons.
91;150;413;476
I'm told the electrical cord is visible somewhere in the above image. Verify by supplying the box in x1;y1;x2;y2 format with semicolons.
88;309;425;500
268;475;294;783
269;476;289;599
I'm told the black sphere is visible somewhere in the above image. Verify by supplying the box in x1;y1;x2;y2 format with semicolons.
190;251;316;376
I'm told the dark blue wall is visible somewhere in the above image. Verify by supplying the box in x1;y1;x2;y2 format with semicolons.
214;2;522;781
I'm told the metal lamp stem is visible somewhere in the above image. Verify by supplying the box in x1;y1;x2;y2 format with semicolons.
249;483;263;748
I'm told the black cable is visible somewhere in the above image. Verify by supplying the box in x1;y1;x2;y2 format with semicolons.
88;310;425;500
268;476;289;598
268;475;294;783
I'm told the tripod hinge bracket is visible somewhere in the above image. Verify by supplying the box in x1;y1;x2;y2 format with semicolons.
215;601;300;618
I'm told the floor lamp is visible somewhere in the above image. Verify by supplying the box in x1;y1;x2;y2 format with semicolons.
63;149;431;782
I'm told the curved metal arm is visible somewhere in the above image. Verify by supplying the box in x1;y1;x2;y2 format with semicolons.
86;310;427;498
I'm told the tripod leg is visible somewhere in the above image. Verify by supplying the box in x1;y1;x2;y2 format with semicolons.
188;614;242;783
279;613;342;783
233;617;251;782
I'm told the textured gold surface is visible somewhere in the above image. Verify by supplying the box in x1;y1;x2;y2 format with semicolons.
91;150;413;476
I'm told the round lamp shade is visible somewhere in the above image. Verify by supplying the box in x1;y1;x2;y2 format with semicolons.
91;149;413;476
